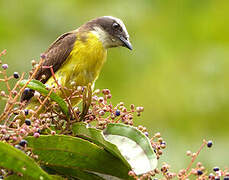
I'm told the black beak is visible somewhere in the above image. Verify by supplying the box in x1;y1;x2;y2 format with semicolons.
119;36;133;50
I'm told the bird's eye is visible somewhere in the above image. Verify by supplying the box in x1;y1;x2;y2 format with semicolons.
112;22;120;29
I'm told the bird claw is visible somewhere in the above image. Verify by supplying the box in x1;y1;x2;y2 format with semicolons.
80;84;92;121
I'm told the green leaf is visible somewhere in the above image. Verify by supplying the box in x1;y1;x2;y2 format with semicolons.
19;79;69;117
0;141;52;180
103;123;158;175
26;135;133;180
5;175;31;180
43;166;105;180
5;174;64;180
72;122;131;169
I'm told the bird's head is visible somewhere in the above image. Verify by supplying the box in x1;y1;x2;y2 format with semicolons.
80;16;132;50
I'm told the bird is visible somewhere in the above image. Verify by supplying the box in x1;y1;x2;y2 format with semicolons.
19;16;132;119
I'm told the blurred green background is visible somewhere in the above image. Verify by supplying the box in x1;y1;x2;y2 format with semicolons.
0;0;229;172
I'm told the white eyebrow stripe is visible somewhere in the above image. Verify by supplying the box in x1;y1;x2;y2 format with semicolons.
103;16;129;39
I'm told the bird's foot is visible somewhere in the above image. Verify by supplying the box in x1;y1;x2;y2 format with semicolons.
80;84;92;121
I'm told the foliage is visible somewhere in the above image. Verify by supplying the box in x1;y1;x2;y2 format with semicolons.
0;51;158;179
0;50;229;180
19;79;69;117
1;0;229;171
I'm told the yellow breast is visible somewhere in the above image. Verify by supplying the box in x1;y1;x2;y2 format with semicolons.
46;32;107;88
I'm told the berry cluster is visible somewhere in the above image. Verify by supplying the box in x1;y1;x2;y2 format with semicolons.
0;51;146;148
149;132;166;160
83;88;144;129
0;50;228;180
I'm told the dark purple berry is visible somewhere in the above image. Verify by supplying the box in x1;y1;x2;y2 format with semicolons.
40;53;46;59
24;109;29;116
207;140;213;148
161;141;166;145
24;88;30;92
224;176;229;180
25;119;31;126
23;88;31;97
215;177;220;180
213;167;220;172
115;110;120;116
144;132;149;137
2;64;8;69
15;144;22;150
197;170;203;175
13;72;19;79
25;88;34;94
19;139;27;147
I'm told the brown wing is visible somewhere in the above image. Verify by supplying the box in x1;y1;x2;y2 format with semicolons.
21;31;77;102
35;31;77;83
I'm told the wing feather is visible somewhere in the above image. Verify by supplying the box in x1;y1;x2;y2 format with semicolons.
21;31;77;102
36;31;77;83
